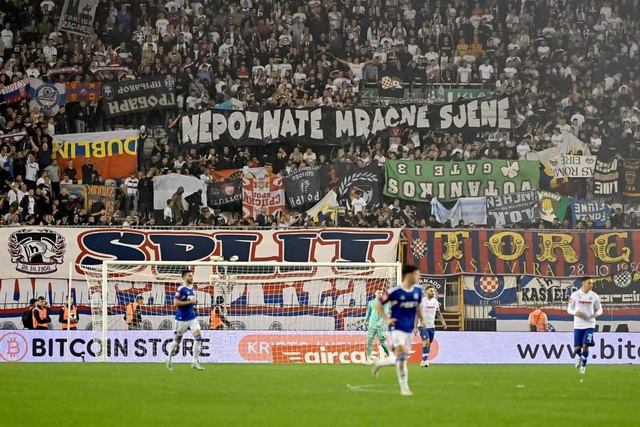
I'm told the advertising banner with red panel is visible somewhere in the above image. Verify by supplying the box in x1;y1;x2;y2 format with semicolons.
2;331;638;364
404;228;640;278
52;130;139;179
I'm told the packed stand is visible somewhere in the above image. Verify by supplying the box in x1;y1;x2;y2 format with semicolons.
0;0;639;228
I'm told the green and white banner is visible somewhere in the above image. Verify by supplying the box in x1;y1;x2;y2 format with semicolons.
384;159;540;201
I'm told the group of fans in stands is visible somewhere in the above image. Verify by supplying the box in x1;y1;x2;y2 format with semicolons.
0;0;639;228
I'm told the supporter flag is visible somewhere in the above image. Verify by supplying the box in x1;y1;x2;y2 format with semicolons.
306;190;338;222
207;171;242;207
538;191;570;223
65;82;102;103
463;276;517;306
623;159;640;198
571;200;611;226
211;169;240;181
242;175;285;219
0;78;29;104
593;158;619;196
336;163;382;207
59;0;99;37
52;130;139;180
284;166;322;208
379;75;405;98
28;79;65;115
153;173;208;211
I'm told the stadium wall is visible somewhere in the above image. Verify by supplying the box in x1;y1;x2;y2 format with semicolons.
1;330;638;364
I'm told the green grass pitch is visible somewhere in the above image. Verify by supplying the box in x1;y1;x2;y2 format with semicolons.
2;364;639;426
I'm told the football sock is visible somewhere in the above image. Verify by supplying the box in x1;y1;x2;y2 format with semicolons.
422;345;430;361
193;336;203;363
380;340;390;356
581;349;589;367
168;336;182;357
366;336;374;357
395;353;408;389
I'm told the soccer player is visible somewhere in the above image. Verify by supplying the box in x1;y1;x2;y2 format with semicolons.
566;278;602;375
166;269;205;371
417;286;447;367
364;289;391;364
372;265;424;396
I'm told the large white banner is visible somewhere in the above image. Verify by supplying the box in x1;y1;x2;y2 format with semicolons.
153;173;208;210
1;331;638;364
0;227;401;281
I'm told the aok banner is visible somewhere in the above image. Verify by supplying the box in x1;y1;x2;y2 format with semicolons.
181;97;512;146
385;159;540;201
405;228;640;278
2;331;638;364
52;130;139;179
0;227;401;280
102;76;177;117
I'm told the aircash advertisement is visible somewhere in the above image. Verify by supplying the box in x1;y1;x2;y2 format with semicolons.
1;331;638;364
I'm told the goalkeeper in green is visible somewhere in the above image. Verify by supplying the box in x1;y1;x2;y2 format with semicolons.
365;289;391;363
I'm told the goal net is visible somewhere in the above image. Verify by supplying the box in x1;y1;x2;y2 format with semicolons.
80;261;401;362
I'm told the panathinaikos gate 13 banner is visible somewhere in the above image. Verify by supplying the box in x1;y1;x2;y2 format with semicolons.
385;159;540;201
404;229;640;278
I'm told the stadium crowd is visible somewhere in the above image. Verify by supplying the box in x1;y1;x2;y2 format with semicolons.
0;0;639;229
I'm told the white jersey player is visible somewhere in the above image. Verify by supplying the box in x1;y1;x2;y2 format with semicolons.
566;278;603;375
417;286;447;367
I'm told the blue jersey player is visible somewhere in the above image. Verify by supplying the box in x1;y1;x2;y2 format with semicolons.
372;265;424;396
166;269;204;371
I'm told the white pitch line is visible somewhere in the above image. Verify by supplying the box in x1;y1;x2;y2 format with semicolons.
346;383;422;394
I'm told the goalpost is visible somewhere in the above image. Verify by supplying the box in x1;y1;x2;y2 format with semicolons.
80;261;402;362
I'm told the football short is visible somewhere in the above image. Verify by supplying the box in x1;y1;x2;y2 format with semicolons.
175;318;201;335
389;330;412;350
367;328;386;341
573;328;595;348
419;327;436;342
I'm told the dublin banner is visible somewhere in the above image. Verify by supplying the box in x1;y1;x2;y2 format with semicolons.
52;129;139;179
545;155;595;178
284;167;322;208
181;97;512;146
0;227;401;280
405;228;640;278
385;159;539;201
102;76;177;117
242;176;285;219
593;158;620;196
58;0;99;36
487;190;539;227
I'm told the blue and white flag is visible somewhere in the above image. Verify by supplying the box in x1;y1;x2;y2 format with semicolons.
431;197;487;226
571;200;611;226
28;79;65;116
463;276;517;306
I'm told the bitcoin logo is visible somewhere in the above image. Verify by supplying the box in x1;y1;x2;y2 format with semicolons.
0;333;28;362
